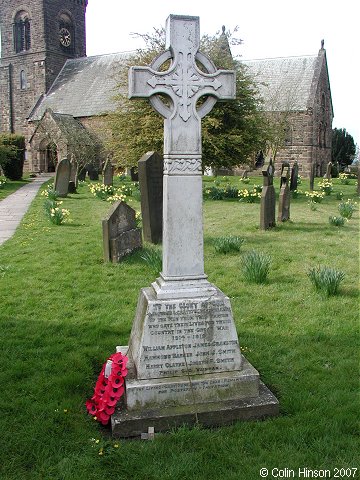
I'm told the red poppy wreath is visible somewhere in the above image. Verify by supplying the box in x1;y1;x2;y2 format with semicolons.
86;351;128;425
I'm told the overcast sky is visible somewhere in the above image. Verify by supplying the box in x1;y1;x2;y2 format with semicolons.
86;0;359;147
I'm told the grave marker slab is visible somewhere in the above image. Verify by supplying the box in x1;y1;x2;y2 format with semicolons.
54;157;71;197
111;14;278;437
103;156;114;186
138;151;163;244
324;161;332;180
102;201;142;263
290;160;298;191
68;155;78;193
260;158;276;230
278;162;291;222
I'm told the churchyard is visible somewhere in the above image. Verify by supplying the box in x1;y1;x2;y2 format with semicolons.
0;172;358;479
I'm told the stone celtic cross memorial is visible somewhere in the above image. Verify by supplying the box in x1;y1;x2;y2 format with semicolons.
112;15;278;437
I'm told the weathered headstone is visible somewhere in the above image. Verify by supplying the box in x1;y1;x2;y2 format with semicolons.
324;161;332;180
278;162;291;222
54;157;71;197
111;14;278;437
102;156;114;186
68;155;78;193
290;161;298;191
102;201;142;263
138;151;163;244
260;158;276;230
310;161;316;191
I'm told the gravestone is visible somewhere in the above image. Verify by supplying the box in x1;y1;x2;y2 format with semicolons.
102;201;142;263
324;161;332;180
103;156;114;186
111;14;278;437
278;162;291;222
138;151;163;244
260;158;276;230
290;161;298;191
54;157;71;197
310;161;316;191
68;155;78;193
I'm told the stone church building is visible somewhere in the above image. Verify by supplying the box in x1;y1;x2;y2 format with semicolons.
0;0;333;177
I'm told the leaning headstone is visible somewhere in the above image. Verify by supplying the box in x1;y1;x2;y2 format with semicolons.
54;157;71;197
260;158;276;230
290;161;298;191
102;156;114;186
324;161;332;180
138;151;163;244
278;162;291;222
68;155;78;193
111;14;278;438
102;201;142;263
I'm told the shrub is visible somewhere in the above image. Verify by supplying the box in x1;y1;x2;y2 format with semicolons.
241;250;271;284
140;247;162;274
328;216;345;227
0;134;25;180
214;236;244;254
307;266;345;297
338;199;357;219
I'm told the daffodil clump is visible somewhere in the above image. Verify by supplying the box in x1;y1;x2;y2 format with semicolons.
305;191;325;203
0;176;6;188
318;179;333;195
89;183;115;200
238;187;262;203
44;199;70;225
292;189;303;198
338;172;350;185
41;185;59;201
338;198;357;219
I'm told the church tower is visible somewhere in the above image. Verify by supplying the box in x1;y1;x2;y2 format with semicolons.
0;0;87;135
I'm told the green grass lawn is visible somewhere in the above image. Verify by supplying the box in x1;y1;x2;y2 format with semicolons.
0;176;358;480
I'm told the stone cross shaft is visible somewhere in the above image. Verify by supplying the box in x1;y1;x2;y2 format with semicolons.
129;15;236;297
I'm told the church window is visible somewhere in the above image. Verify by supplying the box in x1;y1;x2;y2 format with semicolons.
20;70;27;90
13;11;31;53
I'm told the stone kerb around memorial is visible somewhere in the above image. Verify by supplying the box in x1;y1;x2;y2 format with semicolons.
111;14;279;437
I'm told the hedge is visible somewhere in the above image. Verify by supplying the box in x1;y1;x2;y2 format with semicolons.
0;134;25;180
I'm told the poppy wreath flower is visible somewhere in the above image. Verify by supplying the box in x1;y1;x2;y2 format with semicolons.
86;352;128;425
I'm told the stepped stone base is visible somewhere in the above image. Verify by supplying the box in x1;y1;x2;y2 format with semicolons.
110;286;279;437
111;381;278;438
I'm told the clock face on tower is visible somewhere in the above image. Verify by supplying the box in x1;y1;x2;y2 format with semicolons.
59;27;71;47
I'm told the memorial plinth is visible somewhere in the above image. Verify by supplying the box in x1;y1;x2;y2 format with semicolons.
111;15;278;437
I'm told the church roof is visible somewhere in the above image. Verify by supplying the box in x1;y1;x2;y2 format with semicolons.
29;52;130;121
242;54;320;112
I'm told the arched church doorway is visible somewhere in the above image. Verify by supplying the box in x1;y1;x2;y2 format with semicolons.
39;141;57;172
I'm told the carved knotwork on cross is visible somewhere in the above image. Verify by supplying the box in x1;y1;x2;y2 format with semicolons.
129;15;236;168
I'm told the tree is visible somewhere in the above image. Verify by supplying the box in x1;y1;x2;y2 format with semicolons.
332;128;356;170
105;27;267;171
